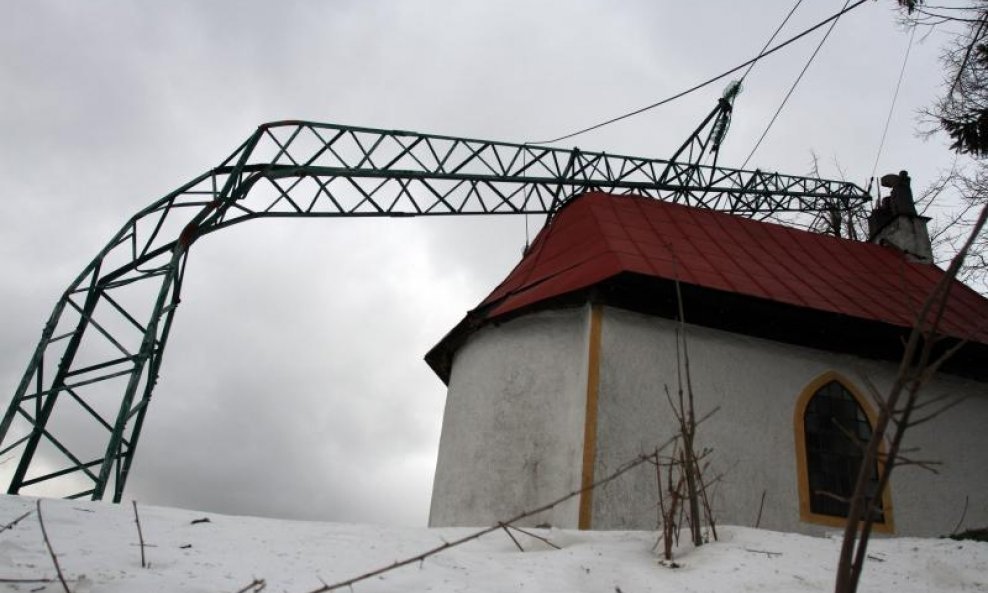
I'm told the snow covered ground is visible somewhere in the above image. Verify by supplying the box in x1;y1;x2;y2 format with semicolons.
0;494;985;592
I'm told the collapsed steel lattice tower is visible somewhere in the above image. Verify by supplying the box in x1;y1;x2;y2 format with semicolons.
0;119;870;501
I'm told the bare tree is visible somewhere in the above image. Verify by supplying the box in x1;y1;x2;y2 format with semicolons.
907;1;988;157
919;163;988;285
656;280;719;555
654;441;685;562
833;201;988;593
829;5;988;592
889;1;988;288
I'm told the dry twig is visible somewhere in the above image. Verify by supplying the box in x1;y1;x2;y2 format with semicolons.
36;500;71;593
744;547;782;557
303;449;666;593
951;495;970;535
233;578;267;592
0;510;33;535
755;490;767;529
132;501;147;568
499;524;524;552
505;524;560;550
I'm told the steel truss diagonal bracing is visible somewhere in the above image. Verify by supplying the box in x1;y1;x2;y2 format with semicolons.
0;120;870;501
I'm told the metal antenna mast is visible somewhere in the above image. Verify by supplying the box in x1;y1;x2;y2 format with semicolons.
0;120;869;501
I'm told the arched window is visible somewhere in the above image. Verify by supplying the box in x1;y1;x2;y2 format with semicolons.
794;372;894;531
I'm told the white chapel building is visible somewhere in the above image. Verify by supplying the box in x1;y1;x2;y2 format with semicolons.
425;176;988;537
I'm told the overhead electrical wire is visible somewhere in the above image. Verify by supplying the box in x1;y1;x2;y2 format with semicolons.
739;0;806;84
527;0;870;146
511;0;812;250
869;24;918;185
741;0;853;169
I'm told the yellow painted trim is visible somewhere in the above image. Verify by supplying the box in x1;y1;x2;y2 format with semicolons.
793;371;895;533
578;304;604;530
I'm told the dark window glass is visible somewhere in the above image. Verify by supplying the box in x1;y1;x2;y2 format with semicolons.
803;381;884;522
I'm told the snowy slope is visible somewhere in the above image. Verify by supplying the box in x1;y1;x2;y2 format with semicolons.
0;495;985;592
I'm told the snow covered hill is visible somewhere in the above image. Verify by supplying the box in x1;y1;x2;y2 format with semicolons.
0;494;985;592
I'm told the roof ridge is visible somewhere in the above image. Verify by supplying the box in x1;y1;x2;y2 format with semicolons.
470;192;988;345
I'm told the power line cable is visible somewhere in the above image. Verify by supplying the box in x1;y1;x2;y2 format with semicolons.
741;0;852;169
512;0;802;246
527;0;869;146
739;0;806;84
869;24;918;184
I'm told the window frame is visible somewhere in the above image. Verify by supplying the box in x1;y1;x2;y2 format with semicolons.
793;371;895;532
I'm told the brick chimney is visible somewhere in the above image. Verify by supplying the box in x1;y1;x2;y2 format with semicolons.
867;171;933;263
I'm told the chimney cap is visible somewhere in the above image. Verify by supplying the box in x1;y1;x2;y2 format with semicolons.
880;170;910;189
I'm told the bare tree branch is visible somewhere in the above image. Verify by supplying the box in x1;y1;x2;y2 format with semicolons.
233;578;267;593
132;501;147;569
499;524;525;552
303;446;672;593
834;200;988;593
0;510;32;535
951;495;971;535
504;524;560;550
36;500;71;593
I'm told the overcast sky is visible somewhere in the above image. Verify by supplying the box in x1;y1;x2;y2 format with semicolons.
0;1;970;526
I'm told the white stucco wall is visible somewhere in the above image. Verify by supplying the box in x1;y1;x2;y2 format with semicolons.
430;301;987;536
429;307;592;528
594;306;988;536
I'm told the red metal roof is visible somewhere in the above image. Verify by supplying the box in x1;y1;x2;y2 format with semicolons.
476;192;988;345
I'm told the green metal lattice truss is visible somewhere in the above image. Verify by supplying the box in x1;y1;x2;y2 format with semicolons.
0;120;870;501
